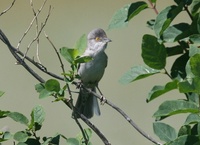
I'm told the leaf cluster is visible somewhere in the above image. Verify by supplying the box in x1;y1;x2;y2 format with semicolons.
109;0;200;144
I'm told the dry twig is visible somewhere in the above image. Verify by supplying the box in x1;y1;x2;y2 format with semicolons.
0;0;16;16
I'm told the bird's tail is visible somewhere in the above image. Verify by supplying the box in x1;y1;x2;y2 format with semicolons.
73;87;100;119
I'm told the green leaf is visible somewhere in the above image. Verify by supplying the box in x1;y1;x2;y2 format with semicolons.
154;5;183;38
125;1;148;21
66;138;79;145
60;47;79;63
142;34;167;69
25;138;40;145
0;110;10;118
198;122;200;136
153;100;199;121
14;131;29;142
7;112;29;126
146;19;155;30
30;105;45;129
162;23;191;42
190;54;200;77
119;65;160;84
166;45;183;57
39;89;54;99
197;13;200;33
108;4;129;30
45;79;60;93
165;135;199;145
0;91;4;97
74;34;87;55
189;34;200;45
35;83;45;93
147;80;178;102
178;125;191;136
74;56;92;64
153;122;177;142
76;128;92;142
185;114;200;125
189;44;200;57
190;0;200;16
170;52;189;79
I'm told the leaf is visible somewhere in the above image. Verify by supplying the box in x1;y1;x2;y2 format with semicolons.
7;112;29;126
190;0;200;16
0;91;4;97
165;135;199;145
0;110;10;118
60;47;79;63
74;55;92;64
170;52;189;79
119;65;160;84
166;45;183;57
30;105;45;128
74;34;87;55
190;54;200;77
45;79;60;93
189;44;200;57
153;100;199;121
146;19;155;30
142;34;167;69
147;80;178;102
108;4;129;30
162;23;191;42
66;138;79;145
189;34;200;45
39;89;54;99
184;114;200;125
25;138;40;145
154;5;183;38
153;122;177;142
13;131;29;142
125;1;148;21
178;125;191;136
35;83;45;93
76;128;92;142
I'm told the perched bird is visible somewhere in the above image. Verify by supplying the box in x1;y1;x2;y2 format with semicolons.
74;28;111;119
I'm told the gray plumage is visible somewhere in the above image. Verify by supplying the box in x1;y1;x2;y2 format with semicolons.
74;28;111;119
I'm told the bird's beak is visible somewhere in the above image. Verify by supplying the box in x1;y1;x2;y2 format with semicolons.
104;37;112;43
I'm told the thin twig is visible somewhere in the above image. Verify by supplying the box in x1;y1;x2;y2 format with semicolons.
0;0;16;16
0;29;110;145
30;0;41;64
44;32;89;144
184;5;193;21
16;0;48;50
23;5;52;60
147;0;158;15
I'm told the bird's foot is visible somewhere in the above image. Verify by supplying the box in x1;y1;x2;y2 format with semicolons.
100;95;107;105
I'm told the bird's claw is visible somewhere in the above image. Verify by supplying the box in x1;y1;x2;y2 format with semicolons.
100;96;106;105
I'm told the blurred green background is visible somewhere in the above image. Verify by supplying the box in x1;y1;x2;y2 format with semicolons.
0;0;190;144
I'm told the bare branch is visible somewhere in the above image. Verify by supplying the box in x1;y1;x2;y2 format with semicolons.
23;5;52;60
0;29;110;145
78;83;163;145
16;0;48;50
0;0;16;16
30;0;41;63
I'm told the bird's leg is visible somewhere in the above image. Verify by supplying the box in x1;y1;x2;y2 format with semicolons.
96;85;106;105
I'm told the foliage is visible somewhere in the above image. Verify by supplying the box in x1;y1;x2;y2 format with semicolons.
109;0;200;144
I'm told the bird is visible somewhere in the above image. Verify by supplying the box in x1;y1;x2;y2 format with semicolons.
74;28;111;119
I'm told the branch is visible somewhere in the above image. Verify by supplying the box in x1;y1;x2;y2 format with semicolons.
77;83;162;145
23;5;52;60
16;0;48;50
0;0;16;16
0;29;110;145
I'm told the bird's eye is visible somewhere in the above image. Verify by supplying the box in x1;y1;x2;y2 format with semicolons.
95;37;100;41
